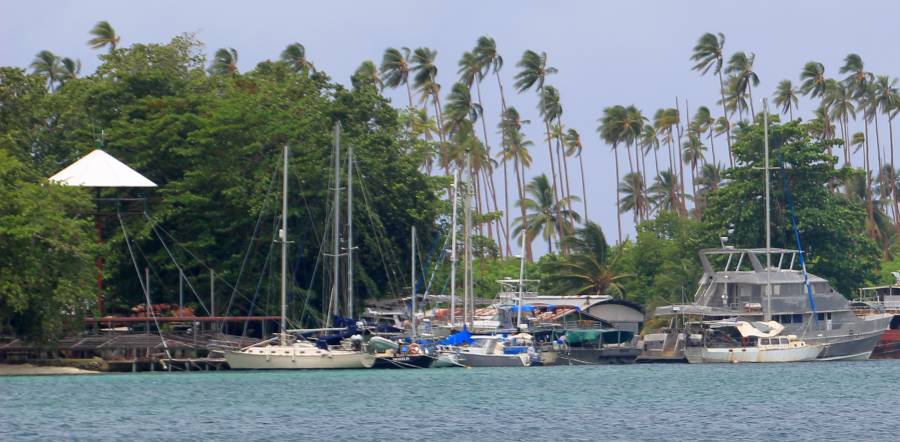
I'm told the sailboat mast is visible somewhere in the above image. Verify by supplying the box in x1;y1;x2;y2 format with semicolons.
463;150;473;328
411;226;417;338
763;98;772;322
346;141;353;319
516;230;526;328
280;144;288;345
449;169;459;327
332;123;341;321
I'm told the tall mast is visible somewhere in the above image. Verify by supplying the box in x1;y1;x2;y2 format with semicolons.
346;140;354;319
516;229;526;328
280;144;288;345
332;123;341;321
463;149;473;328
763;98;772;322
411;226;417;338
449;169;459;327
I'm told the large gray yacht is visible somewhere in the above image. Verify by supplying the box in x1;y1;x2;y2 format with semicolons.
645;247;890;361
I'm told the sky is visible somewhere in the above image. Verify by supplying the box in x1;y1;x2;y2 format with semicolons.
2;0;899;255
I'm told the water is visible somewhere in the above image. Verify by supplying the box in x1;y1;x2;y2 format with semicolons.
2;360;899;441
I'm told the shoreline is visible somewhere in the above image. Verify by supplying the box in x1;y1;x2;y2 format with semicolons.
0;363;102;377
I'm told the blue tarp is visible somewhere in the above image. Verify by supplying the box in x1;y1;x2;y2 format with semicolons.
510;305;536;312
439;327;474;345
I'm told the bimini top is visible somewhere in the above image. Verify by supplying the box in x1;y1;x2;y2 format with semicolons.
49;149;157;188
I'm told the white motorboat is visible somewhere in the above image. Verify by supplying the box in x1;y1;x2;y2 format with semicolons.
685;320;822;363
456;335;533;367
227;337;373;369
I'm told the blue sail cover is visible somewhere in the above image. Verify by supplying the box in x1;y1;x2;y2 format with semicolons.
439;327;474;345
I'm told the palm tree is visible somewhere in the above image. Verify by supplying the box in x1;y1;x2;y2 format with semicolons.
654;108;679;175
459;50;503;251
599;105;627;243
544;222;630;298
773;79;799;121
721;74;750;121
682;133;707;203
826;80;856;164
280;43;315;74
539;85;567;208
351;60;382;92
799;61;828;99
58;57;80;83
691;32;732;166
380;47;414;108
411;47;446;144
513;174;580;254
873;75;900;234
641;124;661;179
564;128;589;220
840;53;871;98
209;48;239;75
618;172;649;223
694;163;723;217
87;21;120;52
499;107;534;260
649;170;684;213
725;51;760;117
692;106;716;166
30;50;60;91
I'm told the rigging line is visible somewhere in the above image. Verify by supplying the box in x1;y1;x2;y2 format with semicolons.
117;208;171;360
222;160;280;331
353;159;403;295
776;151;820;329
421;230;450;305
144;212;252;301
144;213;210;315
241;211;279;336
298;205;331;328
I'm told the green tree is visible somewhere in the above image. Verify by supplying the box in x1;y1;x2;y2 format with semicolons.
280;43;315;74
380;47;414;108
799;61;828;99
513;174;580;254
30;50;60;91
725;51;760;117
209;47;239;75
542;222;630;298
619;171;649;223
351;60;382;92
773;79;799;121
691;32;732;165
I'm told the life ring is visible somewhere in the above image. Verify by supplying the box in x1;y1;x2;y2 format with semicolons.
408;343;421;355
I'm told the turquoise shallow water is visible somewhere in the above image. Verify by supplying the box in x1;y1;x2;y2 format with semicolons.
2;360;899;441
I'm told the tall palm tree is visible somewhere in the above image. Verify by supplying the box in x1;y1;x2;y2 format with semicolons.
30;50;60;91
513;174;580;254
564;128;589;220
691;32;732;165
694;163;723;218
459;50;503;252
599;105;628;243
280;43;315;74
351;60;383;92
411;47;446;144
499;107;533;260
840;53;871;98
618;172;649;223
380;47;414;108
725;51;760;117
873;76;900;234
773;79;799;121
87;21;120;52
209;48;239;75
826;79;856;164
721;74;750;121
799;61;828;99
654;108;678;175
540;85;568;207
58;57;80;83
682;134;707;203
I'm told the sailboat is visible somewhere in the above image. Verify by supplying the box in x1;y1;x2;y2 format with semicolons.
225;131;373;370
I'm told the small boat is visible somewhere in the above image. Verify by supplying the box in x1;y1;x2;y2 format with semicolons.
552;329;641;365
368;336;434;369
456;335;534;367
226;335;374;369
685;320;822;363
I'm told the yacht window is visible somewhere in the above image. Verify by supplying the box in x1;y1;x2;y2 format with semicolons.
779;338;788;345
760;338;770;345
793;314;803;323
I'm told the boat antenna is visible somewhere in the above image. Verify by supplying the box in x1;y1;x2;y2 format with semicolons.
280;144;289;345
763;98;772;322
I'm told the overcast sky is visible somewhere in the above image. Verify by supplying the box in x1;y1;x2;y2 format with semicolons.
3;0;899;253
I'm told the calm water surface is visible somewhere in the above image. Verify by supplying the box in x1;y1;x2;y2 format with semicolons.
2;360;898;441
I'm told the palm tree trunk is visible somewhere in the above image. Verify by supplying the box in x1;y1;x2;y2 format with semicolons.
653;145;660;179
502;156;511;256
874;112;884;174
864;118;876;239
675;101;687;216
708;126;717;166
613;144;623;243
578;153;588;221
405;81;414;109
543;118;564;254
625;144;635;175
890;115;900;236
717;70;734;167
747;84;756;118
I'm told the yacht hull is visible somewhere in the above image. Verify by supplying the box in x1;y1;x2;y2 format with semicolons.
225;349;373;370
457;352;529;367
689;345;822;363
805;330;883;361
371;355;434;369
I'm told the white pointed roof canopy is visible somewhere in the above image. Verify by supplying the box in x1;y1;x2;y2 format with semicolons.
49;149;157;188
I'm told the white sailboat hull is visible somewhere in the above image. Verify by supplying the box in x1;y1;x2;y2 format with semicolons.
225;346;374;370
690;344;822;363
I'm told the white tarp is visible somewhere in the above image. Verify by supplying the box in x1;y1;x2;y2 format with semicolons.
735;321;784;338
48;149;157;188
